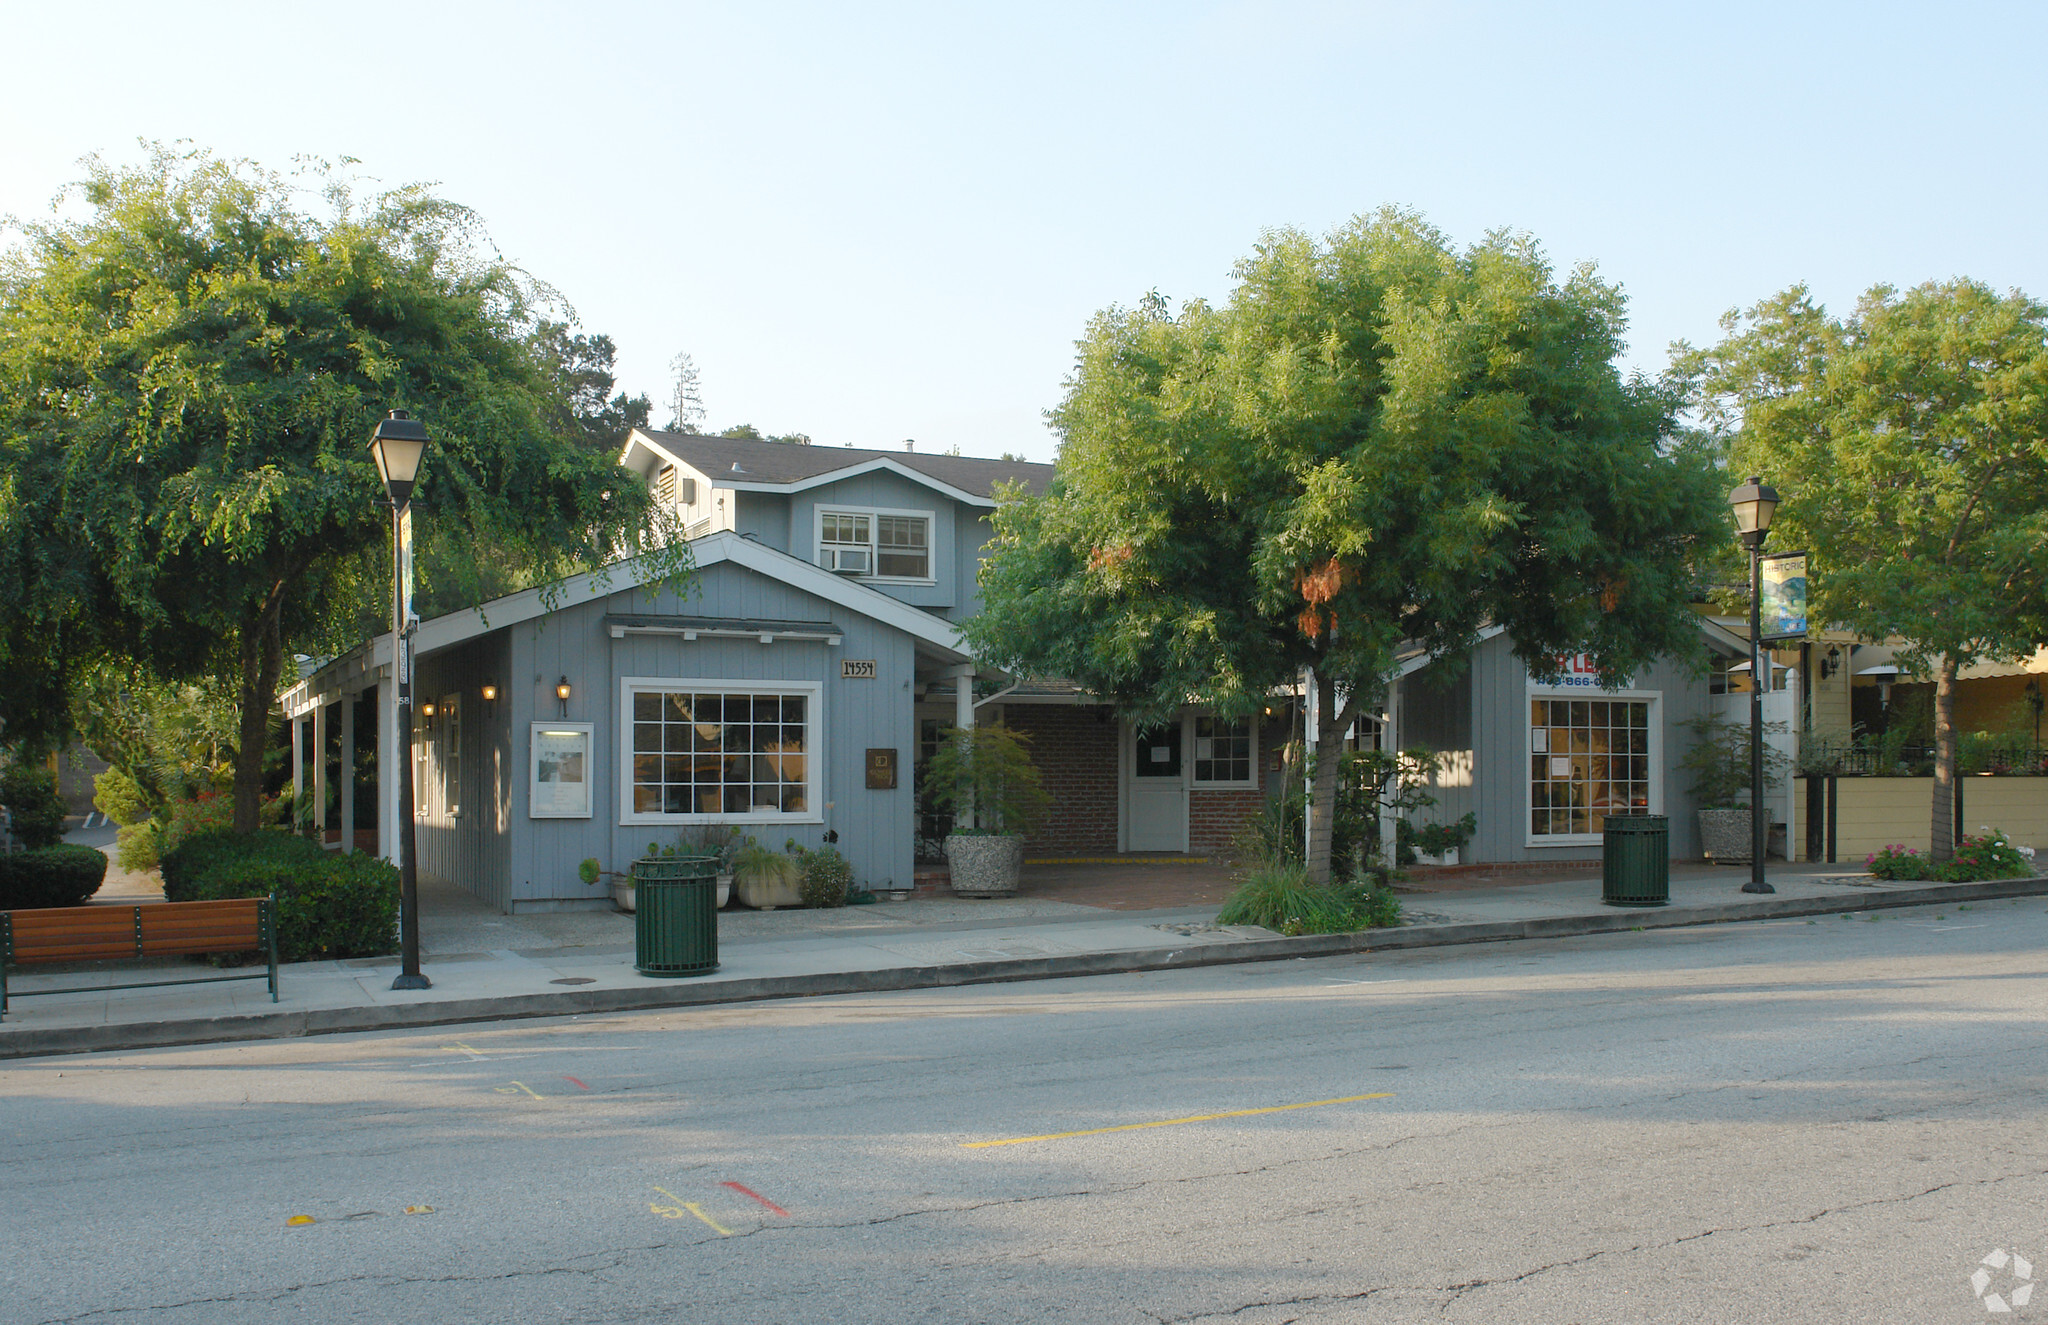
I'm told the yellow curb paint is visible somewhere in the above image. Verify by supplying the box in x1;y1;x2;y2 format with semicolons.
286;1215;316;1226
962;1093;1395;1148
403;1206;434;1215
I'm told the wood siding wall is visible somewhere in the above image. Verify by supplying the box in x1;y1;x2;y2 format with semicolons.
1455;632;1716;864
494;559;919;911
1795;776;2048;861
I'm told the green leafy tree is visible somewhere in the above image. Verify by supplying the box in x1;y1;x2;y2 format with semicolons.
0;146;686;832
532;321;653;453
1681;280;2048;860
968;211;1722;882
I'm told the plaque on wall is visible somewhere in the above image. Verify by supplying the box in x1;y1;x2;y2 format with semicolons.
842;659;878;679
530;722;594;818
865;748;898;790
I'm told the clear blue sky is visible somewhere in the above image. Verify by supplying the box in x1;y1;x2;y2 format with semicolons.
4;2;2041;462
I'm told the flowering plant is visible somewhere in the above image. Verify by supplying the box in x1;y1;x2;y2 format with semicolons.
1865;844;1929;881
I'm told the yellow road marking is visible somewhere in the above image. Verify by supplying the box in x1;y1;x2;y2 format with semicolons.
647;1187;733;1234
493;1081;542;1099
682;1203;733;1235
962;1093;1395;1148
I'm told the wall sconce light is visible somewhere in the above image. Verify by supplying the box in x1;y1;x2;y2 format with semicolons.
556;677;572;717
420;700;437;720
1819;645;1841;680
481;683;498;702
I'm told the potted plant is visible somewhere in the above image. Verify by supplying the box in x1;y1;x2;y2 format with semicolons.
678;825;743;908
1678;714;1789;863
1409;812;1476;867
922;724;1050;897
732;839;804;909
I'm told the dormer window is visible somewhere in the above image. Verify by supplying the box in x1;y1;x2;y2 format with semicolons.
817;507;931;580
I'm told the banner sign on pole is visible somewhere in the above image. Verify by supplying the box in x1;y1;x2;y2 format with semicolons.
1758;551;1809;641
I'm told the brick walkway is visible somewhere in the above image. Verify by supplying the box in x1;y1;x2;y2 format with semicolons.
1016;859;1242;910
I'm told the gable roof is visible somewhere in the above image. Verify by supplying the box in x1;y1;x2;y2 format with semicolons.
621;429;1056;505
280;531;971;716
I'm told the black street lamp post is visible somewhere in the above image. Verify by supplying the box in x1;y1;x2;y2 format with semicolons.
370;409;432;990
1728;475;1780;895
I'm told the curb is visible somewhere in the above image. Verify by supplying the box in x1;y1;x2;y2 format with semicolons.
4;876;2043;1060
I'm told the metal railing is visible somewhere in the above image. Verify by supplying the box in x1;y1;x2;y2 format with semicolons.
1803;740;2048;778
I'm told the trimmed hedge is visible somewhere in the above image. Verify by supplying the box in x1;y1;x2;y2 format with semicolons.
0;763;68;850
0;845;110;909
162;831;398;961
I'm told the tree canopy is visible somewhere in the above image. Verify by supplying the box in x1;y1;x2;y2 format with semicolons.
0;146;685;827
967;210;1723;880
1682;279;2048;858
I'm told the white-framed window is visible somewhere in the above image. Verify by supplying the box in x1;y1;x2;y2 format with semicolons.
441;693;462;818
816;506;933;581
1527;691;1660;845
1191;714;1257;788
619;677;822;824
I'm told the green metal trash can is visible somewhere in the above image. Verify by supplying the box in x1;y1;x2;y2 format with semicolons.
1601;814;1669;907
634;854;721;977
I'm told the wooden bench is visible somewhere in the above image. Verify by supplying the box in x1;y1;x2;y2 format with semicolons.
1;897;278;1019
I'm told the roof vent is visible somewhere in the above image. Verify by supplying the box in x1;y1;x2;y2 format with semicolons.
729;462;746;474
903;439;915;452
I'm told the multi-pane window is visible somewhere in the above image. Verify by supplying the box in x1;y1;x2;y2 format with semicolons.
820;512;870;550
1192;715;1253;785
1530;697;1652;838
630;688;812;818
818;508;931;579
875;515;928;577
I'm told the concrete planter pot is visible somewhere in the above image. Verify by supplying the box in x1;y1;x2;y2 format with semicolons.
1697;808;1753;862
735;867;803;910
717;873;733;909
613;879;636;913
945;833;1025;897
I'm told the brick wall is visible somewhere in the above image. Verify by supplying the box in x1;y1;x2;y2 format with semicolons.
1007;705;1119;854
1190;788;1264;854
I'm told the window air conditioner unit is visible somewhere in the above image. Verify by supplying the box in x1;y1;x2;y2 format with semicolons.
824;547;871;575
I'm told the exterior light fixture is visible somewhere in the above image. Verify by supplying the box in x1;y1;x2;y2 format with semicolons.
420;701;436;719
371;408;432;992
1727;475;1779;550
1727;475;1781;895
556;677;572;717
368;410;431;509
481;683;498;702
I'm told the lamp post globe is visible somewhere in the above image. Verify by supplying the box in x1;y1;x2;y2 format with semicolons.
1728;475;1779;549
369;410;431;509
374;408;433;990
1728;475;1780;894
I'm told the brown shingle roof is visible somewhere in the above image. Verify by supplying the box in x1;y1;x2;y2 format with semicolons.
637;429;1056;499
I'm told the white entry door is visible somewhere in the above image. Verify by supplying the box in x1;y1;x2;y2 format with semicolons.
1126;721;1188;852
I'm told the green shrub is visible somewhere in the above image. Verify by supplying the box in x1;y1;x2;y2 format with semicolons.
1215;862;1402;935
92;768;151;827
160;793;234;857
0;761;67;850
1940;830;2035;882
161;830;321;901
173;832;397;960
794;844;855;908
1865;831;2035;883
115;820;163;873
0;844;110;909
1864;844;1929;880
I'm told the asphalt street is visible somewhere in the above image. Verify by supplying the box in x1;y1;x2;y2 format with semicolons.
5;897;2047;1324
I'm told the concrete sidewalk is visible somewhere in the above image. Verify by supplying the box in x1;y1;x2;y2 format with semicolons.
5;857;2044;1059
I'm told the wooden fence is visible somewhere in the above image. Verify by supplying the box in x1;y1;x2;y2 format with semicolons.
1793;776;2048;862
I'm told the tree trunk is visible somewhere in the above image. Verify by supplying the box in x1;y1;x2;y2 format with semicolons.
232;609;285;835
1929;653;1959;863
1304;672;1363;886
